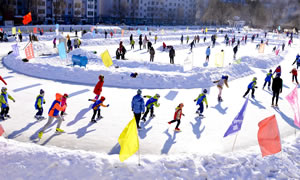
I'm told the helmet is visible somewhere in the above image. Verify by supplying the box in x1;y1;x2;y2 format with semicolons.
40;89;44;94
269;69;272;72
63;93;69;98
1;87;7;92
253;77;257;81
203;89;208;94
222;75;229;80
137;89;142;95
179;103;184;107
155;94;160;98
100;96;105;101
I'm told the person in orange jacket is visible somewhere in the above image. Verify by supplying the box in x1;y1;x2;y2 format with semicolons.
93;74;104;100
38;93;66;139
0;76;7;85
168;103;185;131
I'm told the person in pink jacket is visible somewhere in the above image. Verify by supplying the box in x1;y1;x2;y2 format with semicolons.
60;93;68;116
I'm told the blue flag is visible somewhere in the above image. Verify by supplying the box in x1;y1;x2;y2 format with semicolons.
11;44;19;56
56;24;59;30
145;27;147;31
58;42;67;59
137;29;141;35
92;30;95;38
224;97;249;137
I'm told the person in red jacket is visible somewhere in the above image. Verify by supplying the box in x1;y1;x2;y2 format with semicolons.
168;103;184;131
290;68;299;85
93;74;104;100
0;76;7;85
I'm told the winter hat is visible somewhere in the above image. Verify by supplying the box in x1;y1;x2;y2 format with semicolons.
63;93;69;98
40;89;44;94
276;73;281;77
203;89;208;94
137;89;142;95
155;94;160;98
178;103;184;107
100;96;105;101
1;87;7;92
269;69;272;72
253;77;257;81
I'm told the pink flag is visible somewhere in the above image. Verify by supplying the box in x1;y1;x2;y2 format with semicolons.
0;124;4;136
25;42;35;60
286;87;300;128
33;27;37;34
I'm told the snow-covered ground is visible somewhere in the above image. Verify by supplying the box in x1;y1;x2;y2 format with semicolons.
0;27;299;179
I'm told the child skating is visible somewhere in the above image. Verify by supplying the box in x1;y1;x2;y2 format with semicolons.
290;68;299;85
88;96;109;123
263;69;273;90
34;89;46;120
194;89;208;117
142;94;160;121
168;103;184;131
243;77;258;98
213;75;229;102
0;87;15;120
93;75;104;100
60;93;68;116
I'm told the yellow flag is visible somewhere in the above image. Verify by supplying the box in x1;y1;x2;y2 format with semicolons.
101;50;113;67
118;117;139;162
12;27;16;35
205;27;208;33
18;28;22;33
215;52;224;67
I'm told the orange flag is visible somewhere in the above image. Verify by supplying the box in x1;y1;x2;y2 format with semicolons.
257;115;281;157
23;12;32;25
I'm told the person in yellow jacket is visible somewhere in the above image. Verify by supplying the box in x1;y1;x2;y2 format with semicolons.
141;94;160;121
194;89;208;117
0;87;15;120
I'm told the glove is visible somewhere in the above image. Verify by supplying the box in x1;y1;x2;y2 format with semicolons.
206;105;208;108
182;114;185;116
107;104;110;107
194;99;196;102
143;96;147;98
88;99;92;101
255;86;258;88
43;101;46;104
13;100;15;103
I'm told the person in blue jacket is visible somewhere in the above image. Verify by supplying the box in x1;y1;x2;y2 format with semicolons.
243;77;258;98
131;89;145;129
34;89;46;120
263;69;273;90
206;46;211;62
292;54;300;69
194;89;208;117
141;94;160;121
88;96;109;123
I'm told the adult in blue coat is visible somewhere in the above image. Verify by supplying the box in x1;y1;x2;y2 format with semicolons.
131;89;145;129
206;46;211;61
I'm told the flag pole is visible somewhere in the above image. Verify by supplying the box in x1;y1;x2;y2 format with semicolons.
232;133;239;152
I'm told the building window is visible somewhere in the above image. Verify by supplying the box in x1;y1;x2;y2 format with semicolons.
88;11;93;16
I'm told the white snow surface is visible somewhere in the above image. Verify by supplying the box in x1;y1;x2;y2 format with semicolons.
0;28;299;179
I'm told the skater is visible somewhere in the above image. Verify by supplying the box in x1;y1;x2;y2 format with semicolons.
290;68;299;85
75;30;78;37
186;35;189;44
190;40;195;52
271;73;283;107
19;33;22;42
60;94;68;116
154;35;158;44
74;38;78;49
130;39;135;50
180;35;183;44
233;45;238;59
139;38;142;50
93;75;104;100
169;47;175;64
168;103;184;131
204;37;206;42
282;43;285;51
38;93;67;139
89;96;109;123
0;76;7;85
273;65;281;76
263;69;273;90
194;89;208;117
53;38;56;48
206;46;210;62
0;87;15;120
131;89;145;129
141;94;160;121
130;34;133;42
149;47;155;62
110;31;113;38
67;38;72;52
104;31;107;39
147;41;152;52
213;75;229;102
34;89;46;120
292;54;300;69
243;77;258;98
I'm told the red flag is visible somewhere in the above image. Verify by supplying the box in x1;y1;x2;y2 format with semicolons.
23;12;32;25
0;124;4;136
33;27;37;34
0;76;7;85
257;115;281;157
25;42;35;60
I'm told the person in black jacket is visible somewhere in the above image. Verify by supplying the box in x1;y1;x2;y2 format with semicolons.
169;47;175;64
233;45;238;59
271;73;283;107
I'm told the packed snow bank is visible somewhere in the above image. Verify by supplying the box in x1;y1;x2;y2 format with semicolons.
0;136;299;180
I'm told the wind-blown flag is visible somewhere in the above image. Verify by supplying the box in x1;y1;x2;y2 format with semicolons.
118;117;139;162
12;27;16;35
33;27;37;34
22;12;32;25
257;115;281;157
24;42;34;59
11;44;19;56
101;50;113;67
121;29;124;37
18;28;21;34
114;29;117;34
92;30;95;38
224;97;249;137
0;124;4;136
286;87;300;128
58;42;67;59
215;51;224;67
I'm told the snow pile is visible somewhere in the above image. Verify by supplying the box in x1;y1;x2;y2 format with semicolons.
0;137;299;180
32;42;57;56
81;32;102;39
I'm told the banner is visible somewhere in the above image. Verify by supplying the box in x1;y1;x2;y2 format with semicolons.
257;115;281;157
11;44;19;56
12;27;16;35
259;43;265;53
183;54;193;72
101;50;113;67
286;87;300;128
58;42;67;59
224;97;249;137
24;42;34;60
215;51;224;67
